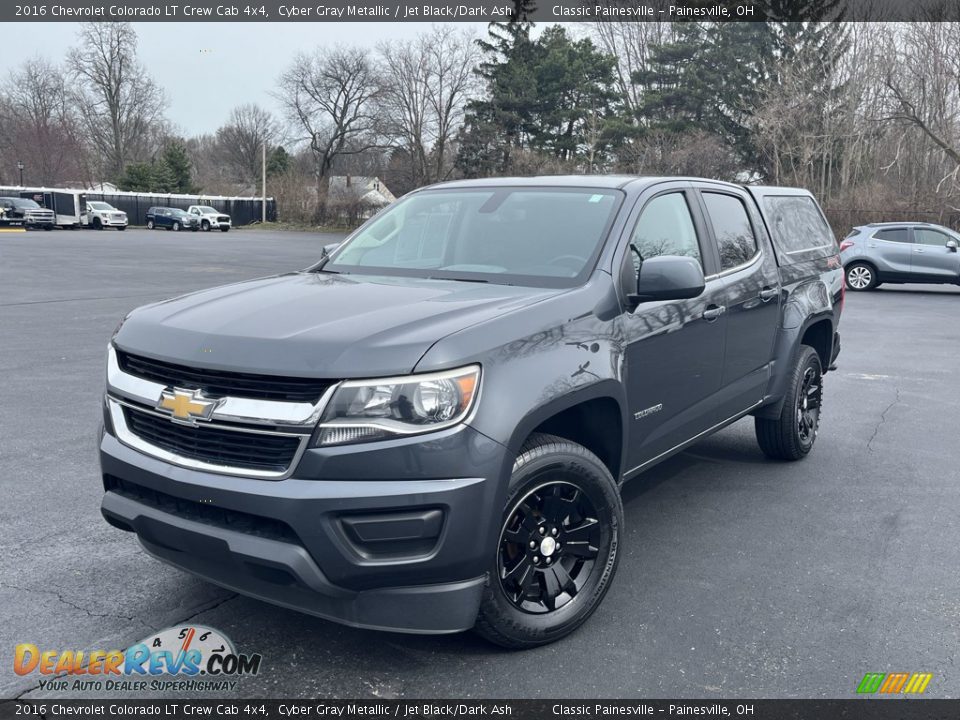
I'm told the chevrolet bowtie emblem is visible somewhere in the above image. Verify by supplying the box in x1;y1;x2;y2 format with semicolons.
156;388;220;424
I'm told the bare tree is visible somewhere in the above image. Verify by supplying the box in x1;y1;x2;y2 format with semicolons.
0;57;89;186
882;23;960;168
378;28;477;188
275;46;382;212
216;103;277;185
67;22;167;180
587;19;674;116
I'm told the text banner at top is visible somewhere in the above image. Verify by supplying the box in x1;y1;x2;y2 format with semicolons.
3;0;959;23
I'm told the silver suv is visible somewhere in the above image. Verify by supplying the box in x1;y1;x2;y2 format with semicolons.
840;222;960;290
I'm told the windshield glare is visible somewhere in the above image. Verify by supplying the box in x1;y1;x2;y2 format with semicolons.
198;206;217;213
90;202;113;211
326;188;622;287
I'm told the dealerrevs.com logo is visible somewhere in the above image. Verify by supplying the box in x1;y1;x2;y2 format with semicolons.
14;625;262;693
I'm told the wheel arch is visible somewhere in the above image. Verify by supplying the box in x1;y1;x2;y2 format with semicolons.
501;380;627;482
755;313;835;420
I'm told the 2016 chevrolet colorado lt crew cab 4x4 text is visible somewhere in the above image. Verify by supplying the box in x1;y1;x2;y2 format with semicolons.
100;176;843;647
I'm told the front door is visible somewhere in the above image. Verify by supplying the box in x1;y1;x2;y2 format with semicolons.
622;187;727;471
911;227;960;282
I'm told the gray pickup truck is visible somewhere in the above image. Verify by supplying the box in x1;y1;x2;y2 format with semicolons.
100;176;843;647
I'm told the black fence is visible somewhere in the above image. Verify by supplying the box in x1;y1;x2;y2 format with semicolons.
87;192;277;226
0;187;276;226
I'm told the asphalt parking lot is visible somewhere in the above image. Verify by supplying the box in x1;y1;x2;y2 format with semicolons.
2;227;958;700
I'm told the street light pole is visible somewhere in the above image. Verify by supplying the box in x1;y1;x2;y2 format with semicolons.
17;161;24;187
261;142;267;224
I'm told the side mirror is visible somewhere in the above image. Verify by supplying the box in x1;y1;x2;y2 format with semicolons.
946;239;958;252
628;255;705;310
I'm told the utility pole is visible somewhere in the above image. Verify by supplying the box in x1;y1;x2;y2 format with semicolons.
261;142;267;224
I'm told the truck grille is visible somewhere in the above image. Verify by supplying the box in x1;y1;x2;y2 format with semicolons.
123;406;302;473
217;216;230;223
116;350;333;403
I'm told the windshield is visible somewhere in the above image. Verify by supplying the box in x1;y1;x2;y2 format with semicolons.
171;209;189;217
325;188;623;287
89;202;114;211
10;198;40;209
197;206;218;213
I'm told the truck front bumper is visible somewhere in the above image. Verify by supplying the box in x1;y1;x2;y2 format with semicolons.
99;423;508;634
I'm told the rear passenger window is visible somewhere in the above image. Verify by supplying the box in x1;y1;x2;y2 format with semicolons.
874;228;910;243
763;195;837;264
702;192;758;271
629;193;702;273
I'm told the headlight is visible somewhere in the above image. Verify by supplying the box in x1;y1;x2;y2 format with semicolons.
314;365;480;446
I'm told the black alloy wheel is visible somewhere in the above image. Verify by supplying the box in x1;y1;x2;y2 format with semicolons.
474;433;622;648
796;363;822;450
498;481;602;614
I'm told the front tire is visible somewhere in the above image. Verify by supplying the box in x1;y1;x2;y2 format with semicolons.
146;220;154;230
845;262;877;291
201;220;210;231
220;226;230;232
93;218;103;230
173;222;181;232
117;226;126;231
755;346;823;461
474;433;622;648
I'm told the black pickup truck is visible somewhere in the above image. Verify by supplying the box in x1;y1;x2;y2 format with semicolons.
100;176;842;647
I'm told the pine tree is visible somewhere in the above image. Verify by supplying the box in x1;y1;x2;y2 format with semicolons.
159;142;197;194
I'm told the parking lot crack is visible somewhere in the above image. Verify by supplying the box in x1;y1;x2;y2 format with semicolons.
2;582;139;622
867;387;902;452
172;592;239;625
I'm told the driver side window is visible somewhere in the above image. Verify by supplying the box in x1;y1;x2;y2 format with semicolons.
629;193;702;274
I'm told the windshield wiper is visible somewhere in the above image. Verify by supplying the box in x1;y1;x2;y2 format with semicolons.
428;275;491;284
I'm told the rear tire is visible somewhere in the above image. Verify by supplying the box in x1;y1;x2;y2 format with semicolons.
755;346;823;461
845;262;877;291
220;226;230;232
474;433;622;649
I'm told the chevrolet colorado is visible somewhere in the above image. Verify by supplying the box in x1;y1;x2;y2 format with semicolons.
100;176;842;647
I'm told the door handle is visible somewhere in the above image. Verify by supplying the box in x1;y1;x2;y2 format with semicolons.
702;305;726;320
914;248;925;253
759;287;778;301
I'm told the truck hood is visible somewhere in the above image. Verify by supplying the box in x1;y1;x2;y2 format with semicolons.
114;271;561;378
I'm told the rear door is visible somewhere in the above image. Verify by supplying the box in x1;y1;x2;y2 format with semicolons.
695;186;781;414
911;226;960;282
870;227;913;279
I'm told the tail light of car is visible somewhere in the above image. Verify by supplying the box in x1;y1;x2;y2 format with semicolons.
839;240;854;252
840;273;846;312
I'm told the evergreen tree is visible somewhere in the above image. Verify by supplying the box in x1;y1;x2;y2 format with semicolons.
159;141;197;194
527;26;617;161
117;162;154;192
267;146;290;177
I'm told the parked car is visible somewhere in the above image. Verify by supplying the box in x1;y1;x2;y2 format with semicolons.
101;177;842;648
187;205;231;232
840;222;960;290
145;207;200;232
84;201;128;231
0;197;55;230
